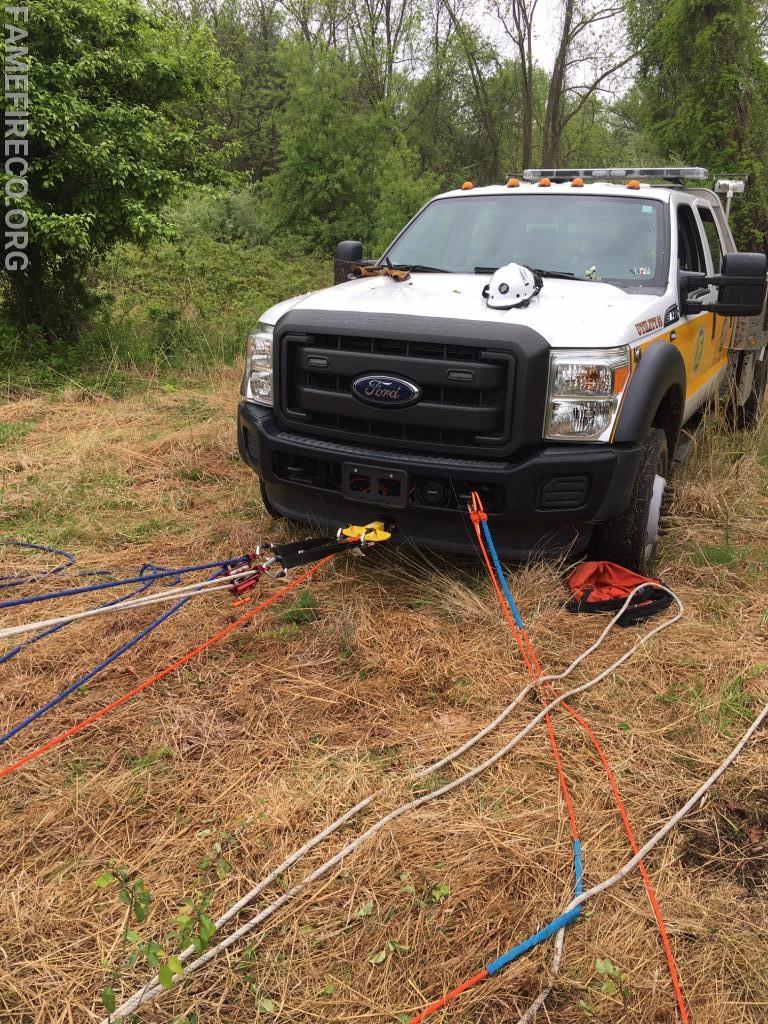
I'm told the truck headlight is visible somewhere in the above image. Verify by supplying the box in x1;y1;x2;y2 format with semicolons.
546;347;631;441
242;323;274;406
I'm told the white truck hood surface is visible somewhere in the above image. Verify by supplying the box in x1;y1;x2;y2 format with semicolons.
260;273;670;349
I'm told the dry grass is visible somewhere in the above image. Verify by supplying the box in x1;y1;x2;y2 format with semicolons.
0;372;767;1024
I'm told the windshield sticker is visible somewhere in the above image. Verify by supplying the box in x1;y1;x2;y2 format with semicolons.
663;304;679;326
635;315;663;336
631;266;652;276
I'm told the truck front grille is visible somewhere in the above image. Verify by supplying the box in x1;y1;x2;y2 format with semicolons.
279;333;514;456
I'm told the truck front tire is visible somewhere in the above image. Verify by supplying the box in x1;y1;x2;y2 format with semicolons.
589;427;669;575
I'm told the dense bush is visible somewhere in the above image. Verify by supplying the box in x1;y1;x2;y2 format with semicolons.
166;191;271;248
1;229;330;393
0;0;231;341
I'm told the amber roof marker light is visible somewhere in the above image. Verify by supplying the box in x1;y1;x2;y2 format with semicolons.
461;180;474;190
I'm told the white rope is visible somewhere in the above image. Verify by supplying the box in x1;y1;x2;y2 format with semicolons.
510;686;768;1022
570;692;768;909
516;696;768;1020
0;567;262;642
107;585;683;1020
516;927;566;1024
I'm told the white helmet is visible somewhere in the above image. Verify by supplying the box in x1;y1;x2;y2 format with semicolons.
484;262;542;309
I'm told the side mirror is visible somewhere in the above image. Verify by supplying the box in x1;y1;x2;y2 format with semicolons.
334;240;363;285
679;251;767;317
713;252;767;317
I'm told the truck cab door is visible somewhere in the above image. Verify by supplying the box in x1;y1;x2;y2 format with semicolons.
696;201;736;354
674;201;722;414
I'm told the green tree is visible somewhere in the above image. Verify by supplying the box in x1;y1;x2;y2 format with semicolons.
2;0;232;340
192;0;285;179
261;44;439;253
561;91;660;167
632;0;768;249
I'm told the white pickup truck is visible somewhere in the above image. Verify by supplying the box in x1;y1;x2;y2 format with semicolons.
238;167;767;572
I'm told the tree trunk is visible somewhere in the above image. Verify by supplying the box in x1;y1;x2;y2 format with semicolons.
541;0;574;165
441;0;502;180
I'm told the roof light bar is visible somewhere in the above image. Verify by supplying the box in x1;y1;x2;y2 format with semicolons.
522;167;709;181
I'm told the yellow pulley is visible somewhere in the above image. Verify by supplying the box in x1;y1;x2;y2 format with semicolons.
341;521;392;544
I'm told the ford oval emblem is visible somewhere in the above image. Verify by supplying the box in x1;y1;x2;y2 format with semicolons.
351;374;420;408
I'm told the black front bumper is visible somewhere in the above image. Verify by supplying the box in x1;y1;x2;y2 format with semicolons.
238;401;643;559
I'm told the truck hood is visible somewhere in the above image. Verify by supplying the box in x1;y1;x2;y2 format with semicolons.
261;273;672;349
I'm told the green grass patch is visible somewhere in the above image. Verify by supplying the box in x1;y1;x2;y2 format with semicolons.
131;746;175;773
1;233;331;394
0;420;34;446
694;541;741;567
718;675;754;736
0;462;191;547
279;588;319;625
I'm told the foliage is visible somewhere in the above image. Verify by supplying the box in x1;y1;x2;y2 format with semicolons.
427;881;450;904
632;0;768;249
0;228;330;393
95;864;218;1015
260;44;440;254
404;35;544;182
166;189;269;247
367;938;410;964
1;0;232;340
94;863;153;1014
3;0;768;361
578;956;630;1014
197;828;239;879
198;0;285;179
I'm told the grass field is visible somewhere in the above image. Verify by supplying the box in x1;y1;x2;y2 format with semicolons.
0;372;767;1023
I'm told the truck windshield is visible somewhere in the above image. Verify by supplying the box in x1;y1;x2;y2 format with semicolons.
385;194;665;286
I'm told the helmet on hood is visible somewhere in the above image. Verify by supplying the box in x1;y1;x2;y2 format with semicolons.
484;263;542;309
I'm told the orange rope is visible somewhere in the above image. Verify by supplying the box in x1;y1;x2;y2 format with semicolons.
553;698;690;1020
409;501;585;1023
469;497;579;838
409;969;490;1024
0;556;336;781
470;492;689;1023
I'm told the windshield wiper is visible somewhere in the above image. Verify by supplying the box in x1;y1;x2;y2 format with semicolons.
389;262;450;273
475;265;581;280
530;267;577;280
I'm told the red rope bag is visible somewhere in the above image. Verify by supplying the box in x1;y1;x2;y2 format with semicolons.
566;561;673;627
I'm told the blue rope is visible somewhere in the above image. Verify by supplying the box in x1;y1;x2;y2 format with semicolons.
0;557;248;610
486;839;584;976
0;566;163;668
0;568;224;746
479;518;526;629
0;541;76;590
477;513;585;977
